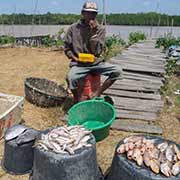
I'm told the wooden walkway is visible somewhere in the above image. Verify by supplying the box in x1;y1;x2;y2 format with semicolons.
104;40;166;134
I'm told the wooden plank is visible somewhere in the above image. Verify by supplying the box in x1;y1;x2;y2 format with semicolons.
110;84;159;92
115;79;162;89
128;49;163;55
104;89;161;100
122;52;165;59
125;48;162;53
110;59;165;69
110;61;165;74
114;103;160;113
116;109;157;121
123;74;163;84
111;120;163;134
112;56;166;65
116;54;166;63
123;71;164;81
113;96;164;106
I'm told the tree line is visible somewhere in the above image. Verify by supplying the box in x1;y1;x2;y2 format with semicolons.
0;12;180;26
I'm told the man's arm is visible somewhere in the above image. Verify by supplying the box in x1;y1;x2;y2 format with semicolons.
89;21;106;57
64;27;78;61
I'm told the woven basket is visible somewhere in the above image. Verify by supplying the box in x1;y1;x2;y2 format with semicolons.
24;77;68;107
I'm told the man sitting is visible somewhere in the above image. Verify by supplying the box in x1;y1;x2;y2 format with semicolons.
64;1;123;103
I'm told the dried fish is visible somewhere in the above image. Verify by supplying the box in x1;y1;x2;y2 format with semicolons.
136;155;143;166
160;161;172;177
143;151;151;167
117;144;125;154
117;136;180;177
132;148;141;161
150;159;160;174
172;161;180;176
157;142;168;152
127;150;133;160
165;146;175;162
35;126;92;155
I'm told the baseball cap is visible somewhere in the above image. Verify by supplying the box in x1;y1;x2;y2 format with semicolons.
82;1;98;13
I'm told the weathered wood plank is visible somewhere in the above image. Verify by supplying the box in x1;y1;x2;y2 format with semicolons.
115;79;162;89
114;103;160;112
110;59;165;70
110;84;159;92
116;109;157;121
111;120;163;134
123;74;163;84
122;52;165;59
112;56;166;65
128;49;163;55
123;71;164;81
104;89;161;100
113;96;164;106
110;61;165;74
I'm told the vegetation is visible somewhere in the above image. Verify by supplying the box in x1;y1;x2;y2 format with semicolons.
160;42;180;121
41;28;64;47
0;35;15;45
155;33;180;50
104;34;126;60
128;31;147;44
0;12;180;26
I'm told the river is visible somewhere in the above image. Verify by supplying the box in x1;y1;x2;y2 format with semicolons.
0;25;180;39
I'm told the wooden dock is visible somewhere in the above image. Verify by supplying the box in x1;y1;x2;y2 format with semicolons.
104;40;166;134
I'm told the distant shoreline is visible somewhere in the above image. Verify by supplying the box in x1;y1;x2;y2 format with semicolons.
0;12;180;26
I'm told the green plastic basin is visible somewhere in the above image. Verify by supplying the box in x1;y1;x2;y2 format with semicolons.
67;98;116;142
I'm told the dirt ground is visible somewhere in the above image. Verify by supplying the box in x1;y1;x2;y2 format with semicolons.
0;47;179;180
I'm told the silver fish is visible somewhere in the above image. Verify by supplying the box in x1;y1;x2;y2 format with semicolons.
172;161;180;176
16;128;39;145
4;124;28;141
165;146;175;162
160;161;172;177
157;142;168;152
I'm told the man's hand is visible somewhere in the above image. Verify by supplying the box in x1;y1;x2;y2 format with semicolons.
71;54;79;62
89;20;97;32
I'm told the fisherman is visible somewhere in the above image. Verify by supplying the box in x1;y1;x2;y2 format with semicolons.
64;1;123;103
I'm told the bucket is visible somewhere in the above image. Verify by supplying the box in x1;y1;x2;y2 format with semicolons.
67;97;116;142
106;135;180;180
30;129;103;180
2;138;35;175
78;74;100;101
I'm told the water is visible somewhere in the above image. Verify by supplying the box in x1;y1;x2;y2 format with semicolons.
0;25;180;39
82;120;105;129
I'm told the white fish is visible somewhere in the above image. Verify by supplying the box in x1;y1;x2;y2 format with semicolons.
4;124;28;141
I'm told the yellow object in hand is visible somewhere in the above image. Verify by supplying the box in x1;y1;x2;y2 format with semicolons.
78;53;95;63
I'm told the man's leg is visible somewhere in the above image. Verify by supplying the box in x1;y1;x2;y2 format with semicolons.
89;62;123;98
66;66;89;103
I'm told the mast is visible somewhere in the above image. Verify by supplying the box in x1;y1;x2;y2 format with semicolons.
102;0;106;29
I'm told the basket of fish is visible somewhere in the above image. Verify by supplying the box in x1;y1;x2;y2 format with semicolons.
31;125;103;180
106;135;180;180
2;124;39;175
24;77;68;107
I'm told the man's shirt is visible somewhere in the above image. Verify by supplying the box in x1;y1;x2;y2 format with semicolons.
64;19;106;66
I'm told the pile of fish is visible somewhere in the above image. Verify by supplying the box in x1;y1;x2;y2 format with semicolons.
35;125;92;155
4;124;38;145
117;136;180;177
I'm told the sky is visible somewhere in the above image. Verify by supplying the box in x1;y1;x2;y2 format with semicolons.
0;0;179;15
